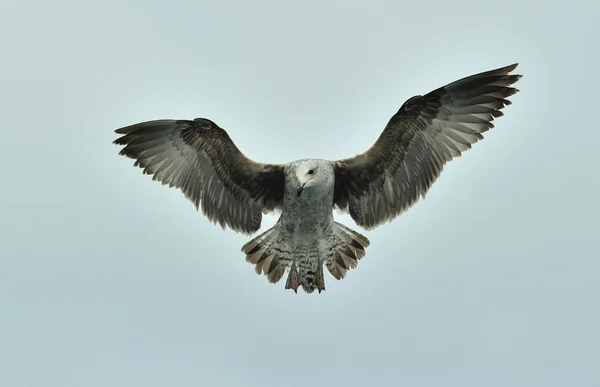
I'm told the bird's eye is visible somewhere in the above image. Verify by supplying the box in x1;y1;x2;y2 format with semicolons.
308;169;315;175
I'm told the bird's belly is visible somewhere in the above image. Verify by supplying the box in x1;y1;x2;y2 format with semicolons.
279;206;333;237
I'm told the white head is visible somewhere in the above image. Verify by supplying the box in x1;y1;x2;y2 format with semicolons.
292;159;335;199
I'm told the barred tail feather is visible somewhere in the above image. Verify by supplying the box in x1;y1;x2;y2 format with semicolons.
326;222;371;280
241;226;291;284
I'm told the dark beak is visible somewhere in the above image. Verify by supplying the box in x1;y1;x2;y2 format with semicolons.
297;183;306;198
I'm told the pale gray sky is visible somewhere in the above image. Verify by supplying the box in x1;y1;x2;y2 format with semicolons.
2;0;599;386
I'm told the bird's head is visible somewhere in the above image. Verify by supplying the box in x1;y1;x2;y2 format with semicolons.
294;159;334;199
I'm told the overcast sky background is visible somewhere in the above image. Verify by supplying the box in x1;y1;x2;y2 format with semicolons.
2;0;599;386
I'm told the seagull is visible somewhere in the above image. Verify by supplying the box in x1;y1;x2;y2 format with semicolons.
114;63;521;293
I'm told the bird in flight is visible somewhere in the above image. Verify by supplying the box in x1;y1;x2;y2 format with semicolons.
114;63;521;293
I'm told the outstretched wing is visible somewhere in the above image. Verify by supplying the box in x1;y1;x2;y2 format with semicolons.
114;118;285;235
333;63;522;229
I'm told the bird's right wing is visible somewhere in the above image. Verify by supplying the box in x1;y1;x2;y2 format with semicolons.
114;118;286;235
333;64;522;229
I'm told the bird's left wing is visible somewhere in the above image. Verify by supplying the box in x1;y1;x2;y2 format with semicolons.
114;118;285;235
333;64;522;229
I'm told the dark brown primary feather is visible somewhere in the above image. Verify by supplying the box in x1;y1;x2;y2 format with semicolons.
114;118;285;235
333;63;522;229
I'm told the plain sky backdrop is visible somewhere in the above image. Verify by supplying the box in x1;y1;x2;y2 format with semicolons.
2;0;599;386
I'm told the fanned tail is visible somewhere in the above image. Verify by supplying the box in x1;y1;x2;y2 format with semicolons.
241;226;291;284
242;222;371;291
326;222;371;280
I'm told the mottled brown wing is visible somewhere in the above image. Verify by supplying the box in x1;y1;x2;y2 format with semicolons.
333;63;522;229
114;118;285;235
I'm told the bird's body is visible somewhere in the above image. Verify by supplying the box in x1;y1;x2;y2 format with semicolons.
114;63;522;293
241;159;369;292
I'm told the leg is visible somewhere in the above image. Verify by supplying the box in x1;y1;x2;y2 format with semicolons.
285;262;301;293
315;261;326;293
